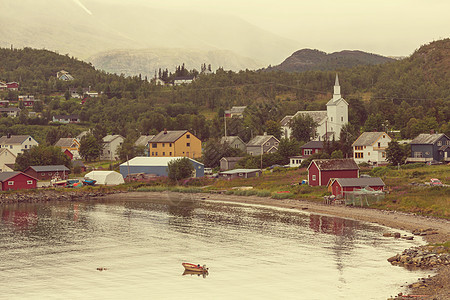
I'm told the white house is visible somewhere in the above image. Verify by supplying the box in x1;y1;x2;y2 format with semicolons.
0;107;21;118
352;132;392;165
0;135;39;157
281;74;348;141
100;135;124;161
0;148;17;172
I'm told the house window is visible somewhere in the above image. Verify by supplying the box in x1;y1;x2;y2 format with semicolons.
312;175;316;181
331;117;333;122
304;149;312;155
41;174;45;177
186;134;190;139
169;143;172;147
170;152;172;156
265;142;270;146
355;152;364;158
378;142;381;147
48;173;52;176
25;145;27;149
8;181;14;185
341;117;344;122
382;152;386;158
383;135;385;138
29;138;31;141
155;152;158;156
27;180;33;185
152;152;154;156
163;152;165;156
368;152;370;156
162;143;165;147
413;152;423;158
274;142;279;146
437;141;442;146
187;143;190;147
355;146;363;151
152;143;157;148
10;145;12;149
239;173;243;177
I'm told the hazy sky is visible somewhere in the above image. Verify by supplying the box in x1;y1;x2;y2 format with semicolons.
90;0;449;56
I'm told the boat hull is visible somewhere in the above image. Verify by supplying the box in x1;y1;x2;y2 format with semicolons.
182;263;207;272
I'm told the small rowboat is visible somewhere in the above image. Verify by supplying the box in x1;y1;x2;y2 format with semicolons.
182;263;208;273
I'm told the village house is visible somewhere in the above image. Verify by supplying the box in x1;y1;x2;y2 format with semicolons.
224;106;247;118
101;135;125;161
406;133;450;163
352;132;392;166
52;114;80;124
173;76;195;86
307;158;359;186
0;107;21;118
246;134;280;156
149;130;202;159
0;172;38;191
0;81;6;90
288;156;303;168
219;157;245;171
0;135;39;157
54;137;81;160
0;81;19;91
328;177;385;197
24;165;70;181
221;136;246;152
0;148;16;172
218;168;262;179
68;87;99;99
0;100;9;107
281;74;348;141
134;135;155;156
18;95;40;107
57;70;74;81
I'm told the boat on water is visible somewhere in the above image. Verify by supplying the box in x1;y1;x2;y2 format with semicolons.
182;263;208;273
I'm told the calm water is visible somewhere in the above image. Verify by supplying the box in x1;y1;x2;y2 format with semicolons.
0;193;432;300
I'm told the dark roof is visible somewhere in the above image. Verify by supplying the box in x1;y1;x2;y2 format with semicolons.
352;132;389;146
411;133;447;145
221;136;244;145
293;111;327;124
0;172;37;182
0;107;20;112
280;115;293;126
0;135;33;145
27;165;70;172
332;177;385;187
439;145;450;151
72;160;86;167
53;114;79;119
150;130;189;143
220;157;244;162
55;138;78;147
310;159;359;171
301;141;324;149
134;135;155;147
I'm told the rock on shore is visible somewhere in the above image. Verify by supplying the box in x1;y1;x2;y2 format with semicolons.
0;190;123;204
388;245;450;269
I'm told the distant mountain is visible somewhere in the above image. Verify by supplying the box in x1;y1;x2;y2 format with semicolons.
267;49;395;72
88;49;261;77
0;0;298;68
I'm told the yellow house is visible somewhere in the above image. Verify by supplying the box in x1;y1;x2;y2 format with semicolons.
149;130;202;159
54;137;81;160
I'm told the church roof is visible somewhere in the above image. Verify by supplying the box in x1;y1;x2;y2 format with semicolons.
293;111;327;124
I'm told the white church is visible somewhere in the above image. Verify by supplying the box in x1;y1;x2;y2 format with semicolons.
281;74;348;141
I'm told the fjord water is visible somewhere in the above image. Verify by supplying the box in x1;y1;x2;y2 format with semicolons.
0;194;431;299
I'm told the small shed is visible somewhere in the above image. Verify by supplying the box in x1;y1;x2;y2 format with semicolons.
218;169;262;179
84;171;124;185
308;159;359;186
0;172;38;191
24;165;70;180
328;177;385;197
119;157;204;178
220;157;244;171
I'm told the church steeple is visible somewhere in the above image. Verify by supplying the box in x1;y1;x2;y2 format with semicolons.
333;73;341;101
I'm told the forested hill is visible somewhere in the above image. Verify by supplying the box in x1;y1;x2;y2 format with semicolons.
266;49;395;72
0;39;449;145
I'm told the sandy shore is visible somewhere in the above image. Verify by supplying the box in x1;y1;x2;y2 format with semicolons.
104;191;450;299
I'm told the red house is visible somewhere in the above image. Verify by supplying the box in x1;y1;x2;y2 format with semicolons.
0;172;37;191
7;82;19;91
328;177;385;197
24;165;70;181
308;159;359;186
63;149;74;160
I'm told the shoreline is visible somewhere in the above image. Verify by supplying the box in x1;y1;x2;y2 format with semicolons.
103;191;450;299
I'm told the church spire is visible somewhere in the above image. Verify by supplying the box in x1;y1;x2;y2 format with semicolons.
333;73;341;101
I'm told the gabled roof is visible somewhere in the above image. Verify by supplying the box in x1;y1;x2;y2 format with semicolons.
0;148;17;157
411;133;448;145
280;115;293;126
103;135;124;143
0;135;34;145
229;106;247;114
55;137;79;147
309;159;359;171
26;165;70;172
220;157;244;162
221;136;244;145
0;171;37;182
0;107;21;112
150;130;190;143
293;110;327;124
331;177;385;187
247;135;279;146
326;97;349;106
301;141;323;149
134;135;155;147
352;132;390;147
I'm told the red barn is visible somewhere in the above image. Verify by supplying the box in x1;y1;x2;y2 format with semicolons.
0;172;37;191
328;177;385;197
24;165;70;181
63;149;74;160
308;159;359;186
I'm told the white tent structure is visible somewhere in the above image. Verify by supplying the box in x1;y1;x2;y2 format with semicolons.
84;171;124;185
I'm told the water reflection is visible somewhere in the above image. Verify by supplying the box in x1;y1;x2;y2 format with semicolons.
0;196;432;299
182;270;209;278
